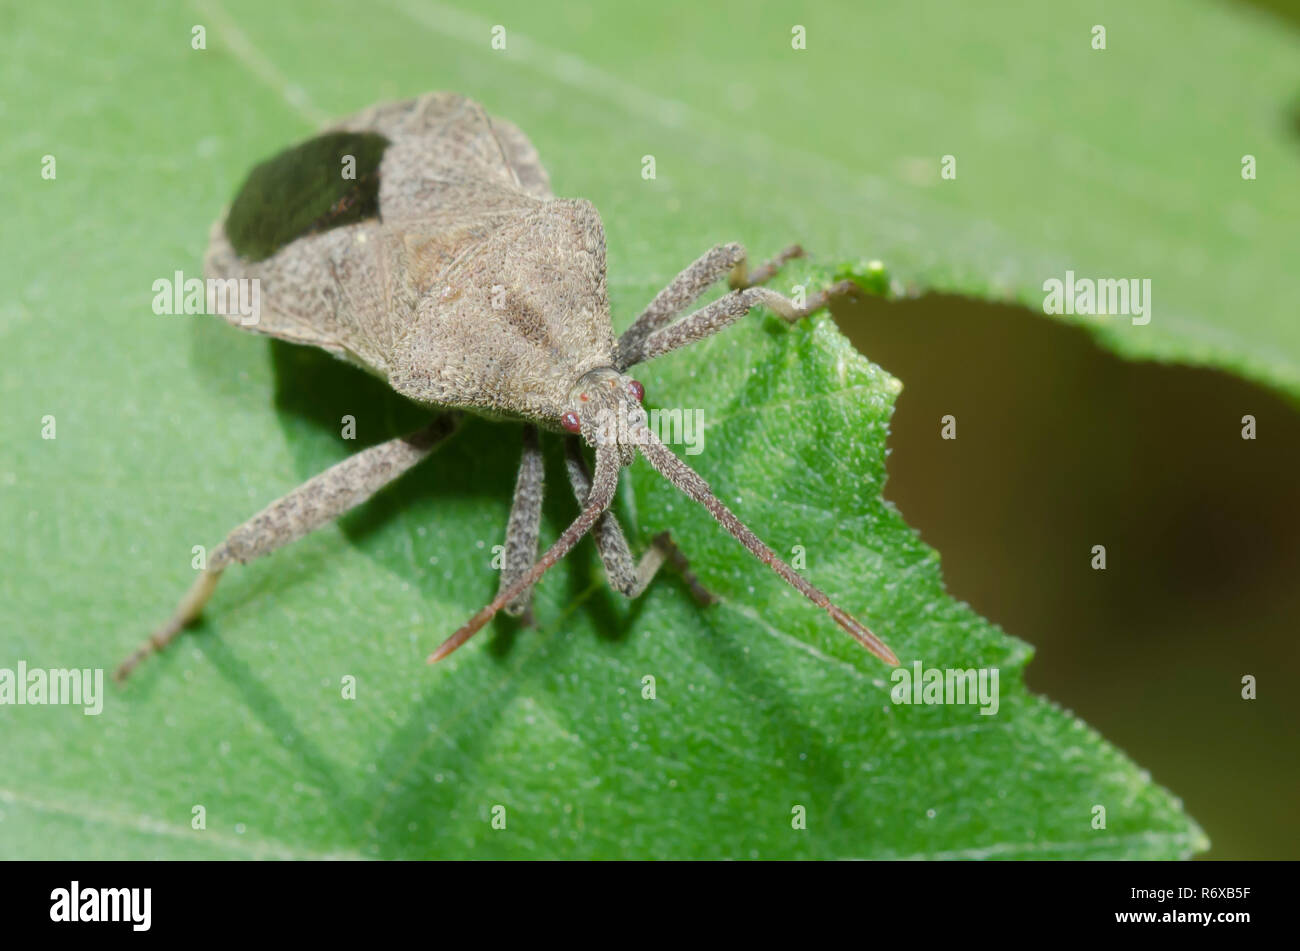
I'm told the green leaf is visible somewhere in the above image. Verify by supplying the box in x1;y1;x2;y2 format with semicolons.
0;0;1222;858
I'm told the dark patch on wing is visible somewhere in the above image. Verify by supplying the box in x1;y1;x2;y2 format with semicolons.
224;132;390;262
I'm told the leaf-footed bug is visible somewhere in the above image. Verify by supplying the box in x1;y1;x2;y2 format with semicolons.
115;92;898;682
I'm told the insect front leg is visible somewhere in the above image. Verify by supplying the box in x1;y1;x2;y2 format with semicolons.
617;243;803;368
564;437;714;605
620;280;859;368
115;413;461;682
726;243;806;291
496;425;545;621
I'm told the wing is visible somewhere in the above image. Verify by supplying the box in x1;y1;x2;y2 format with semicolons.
331;92;554;212
204;92;552;375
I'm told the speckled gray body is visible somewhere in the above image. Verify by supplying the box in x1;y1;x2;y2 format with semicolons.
205;92;613;427
117;92;897;683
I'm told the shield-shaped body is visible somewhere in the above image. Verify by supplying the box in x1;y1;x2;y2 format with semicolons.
205;92;616;427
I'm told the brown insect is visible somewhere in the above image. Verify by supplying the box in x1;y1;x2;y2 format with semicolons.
115;92;898;682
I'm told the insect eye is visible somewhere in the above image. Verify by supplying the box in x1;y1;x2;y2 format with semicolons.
627;380;645;402
561;411;582;433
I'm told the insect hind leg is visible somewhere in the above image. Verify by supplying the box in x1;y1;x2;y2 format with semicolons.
115;413;461;682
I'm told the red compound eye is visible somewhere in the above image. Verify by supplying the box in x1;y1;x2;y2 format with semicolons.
561;411;582;433
627;379;645;402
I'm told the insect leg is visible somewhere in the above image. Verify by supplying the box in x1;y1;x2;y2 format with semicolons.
429;446;622;662
617;243;808;368
564;437;714;604
496;425;545;621
623;282;859;368
726;243;805;290
115;413;461;682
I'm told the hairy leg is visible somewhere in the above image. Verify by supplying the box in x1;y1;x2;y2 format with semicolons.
496;425;545;620
623;280;858;368
564;437;714;605
617;242;804;369
116;413;461;681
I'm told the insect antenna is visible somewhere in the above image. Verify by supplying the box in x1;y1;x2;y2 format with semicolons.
636;430;899;665
428;444;622;663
